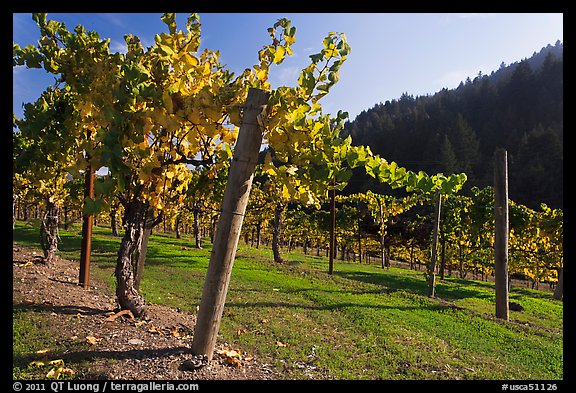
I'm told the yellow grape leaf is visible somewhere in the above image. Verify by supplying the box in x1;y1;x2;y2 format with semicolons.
282;184;292;200
162;91;174;114
228;108;242;125
204;107;222;122
29;361;45;367
85;335;100;345
49;359;65;367
46;368;61;379
276;341;288;347
256;67;268;82
273;45;286;64
221;130;238;145
202;62;211;76
180;53;199;67
36;349;50;354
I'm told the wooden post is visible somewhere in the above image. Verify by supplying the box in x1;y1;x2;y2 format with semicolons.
357;202;362;264
494;148;509;320
79;164;94;289
328;179;336;275
191;88;270;360
428;192;442;298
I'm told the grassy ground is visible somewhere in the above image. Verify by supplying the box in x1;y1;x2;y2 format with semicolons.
13;221;563;380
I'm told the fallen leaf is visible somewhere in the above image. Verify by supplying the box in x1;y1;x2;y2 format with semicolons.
29;361;45;367
276;341;288;347
170;327;181;338
226;357;242;367
61;367;76;376
135;320;147;327
85;335;100;345
147;324;164;335
36;349;50;354
103;309;135;323
260;319;269;324
237;328;246;337
49;359;65;367
46;368;60;379
20;261;34;268
216;348;236;357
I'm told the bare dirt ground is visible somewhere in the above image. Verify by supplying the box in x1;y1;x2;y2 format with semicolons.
13;244;278;380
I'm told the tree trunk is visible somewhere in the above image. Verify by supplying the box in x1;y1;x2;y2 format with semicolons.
134;226;152;291
256;221;262;249
175;214;181;239
40;203;60;265
210;214;218;244
115;199;156;318
13;195;17;230
63;206;69;230
110;206;119;236
553;267;563;300
194;207;202;249
272;202;285;263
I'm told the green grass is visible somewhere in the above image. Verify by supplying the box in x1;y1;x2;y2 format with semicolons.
13;221;563;380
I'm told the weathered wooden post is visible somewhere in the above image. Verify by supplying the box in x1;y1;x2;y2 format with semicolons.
79;164;94;289
494;148;509;320
190;88;270;361
428;192;442;298
328;179;336;275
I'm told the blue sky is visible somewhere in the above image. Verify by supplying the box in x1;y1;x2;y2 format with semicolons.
13;13;563;122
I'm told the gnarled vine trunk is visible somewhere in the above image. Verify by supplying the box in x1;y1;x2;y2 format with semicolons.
110;205;119;237
193;206;202;249
553;267;563;300
40;202;61;265
116;199;159;318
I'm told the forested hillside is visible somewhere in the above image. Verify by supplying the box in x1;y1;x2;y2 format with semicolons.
343;41;563;210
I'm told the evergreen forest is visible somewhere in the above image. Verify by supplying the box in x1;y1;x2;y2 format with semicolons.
343;41;563;210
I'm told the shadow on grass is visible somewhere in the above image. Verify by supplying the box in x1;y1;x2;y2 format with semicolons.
13;302;110;317
225;299;437;313
334;270;495;302
334;270;429;295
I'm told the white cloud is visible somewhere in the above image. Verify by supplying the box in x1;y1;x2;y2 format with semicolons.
270;65;301;87
109;39;128;54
